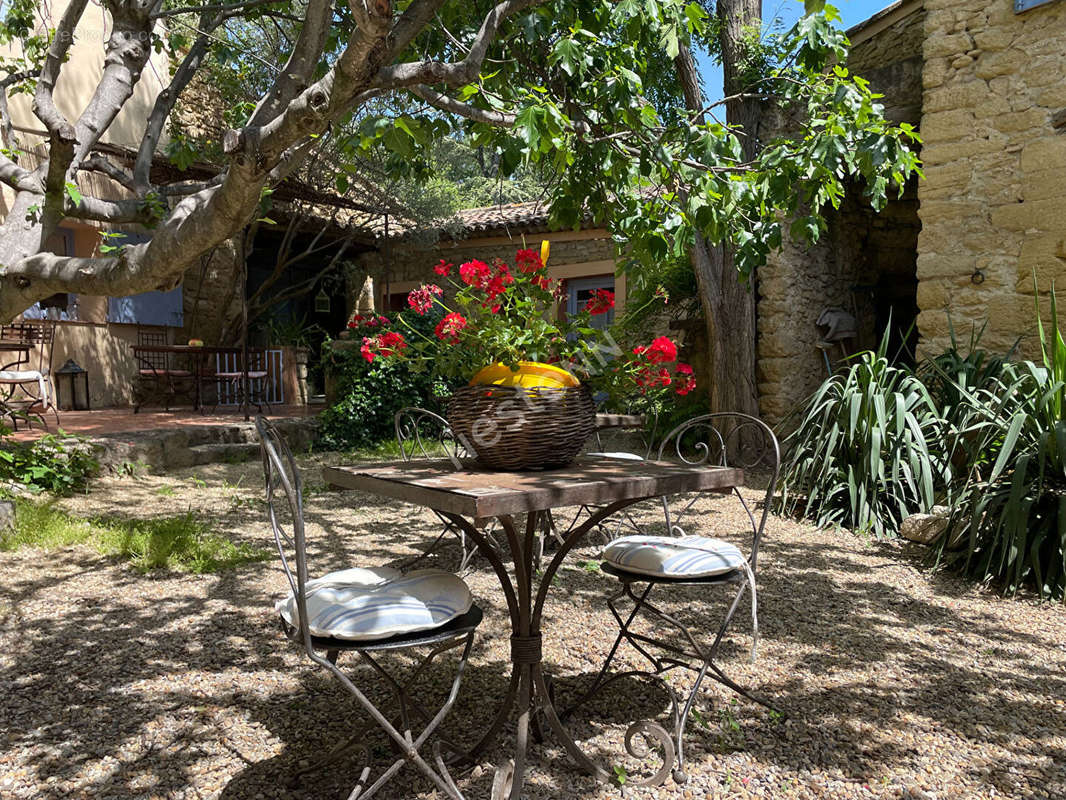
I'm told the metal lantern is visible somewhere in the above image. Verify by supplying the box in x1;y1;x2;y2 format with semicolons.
314;288;331;314
55;359;90;410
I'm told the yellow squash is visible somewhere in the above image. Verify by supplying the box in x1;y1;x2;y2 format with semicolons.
469;361;579;389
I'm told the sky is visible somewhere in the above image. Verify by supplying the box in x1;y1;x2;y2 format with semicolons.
696;0;896;101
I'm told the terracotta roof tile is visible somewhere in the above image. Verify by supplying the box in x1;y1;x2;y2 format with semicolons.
456;200;552;233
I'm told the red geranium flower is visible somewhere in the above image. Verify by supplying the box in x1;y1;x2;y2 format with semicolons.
583;289;615;315
435;312;468;344
515;248;543;273
674;363;696;395
486;264;514;300
407;283;443;315
360;331;407;362
459;259;492;288
644;336;678;365
433;259;453;277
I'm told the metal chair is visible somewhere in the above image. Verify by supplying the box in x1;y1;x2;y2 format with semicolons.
256;416;482;800
0;320;59;429
558;411;659;542
395;407;508;573
210;348;272;414
132;328;195;412
572;413;782;785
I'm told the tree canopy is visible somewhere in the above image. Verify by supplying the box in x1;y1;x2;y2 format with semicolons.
0;0;918;322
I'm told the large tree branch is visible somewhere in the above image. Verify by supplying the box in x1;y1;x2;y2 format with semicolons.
408;85;516;126
133;21;216;191
248;0;334;127
32;0;88;224
387;0;450;58
374;0;542;88
71;1;158;174
32;0;87;143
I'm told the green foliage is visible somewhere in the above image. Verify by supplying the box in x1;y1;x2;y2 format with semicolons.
0;430;99;495
0;501;271;573
936;285;1066;601
164;0;918;294
778;335;947;539
782;285;1066;600
318;312;453;450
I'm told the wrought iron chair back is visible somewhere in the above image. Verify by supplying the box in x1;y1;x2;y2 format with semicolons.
394;407;487;571
655;413;780;568
395;407;464;470
0;320;58;427
256;415;314;656
136;328;169;371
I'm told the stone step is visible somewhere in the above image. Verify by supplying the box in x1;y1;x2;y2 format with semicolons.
91;416;318;473
188;442;261;466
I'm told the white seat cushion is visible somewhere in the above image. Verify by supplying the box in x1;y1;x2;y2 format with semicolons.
603;535;747;579
588;451;645;461
276;566;473;641
0;369;44;382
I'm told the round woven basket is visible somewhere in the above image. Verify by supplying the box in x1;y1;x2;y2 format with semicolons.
447;384;595;470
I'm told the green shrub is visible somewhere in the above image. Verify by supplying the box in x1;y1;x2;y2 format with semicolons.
778;338;949;539
318;312;453;450
0;429;99;494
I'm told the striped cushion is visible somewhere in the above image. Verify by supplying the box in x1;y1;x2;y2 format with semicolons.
276;566;473;641
603;535;746;579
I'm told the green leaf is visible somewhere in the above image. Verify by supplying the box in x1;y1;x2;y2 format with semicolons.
64;181;82;207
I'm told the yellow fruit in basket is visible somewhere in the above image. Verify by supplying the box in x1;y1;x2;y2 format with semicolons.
470;361;579;389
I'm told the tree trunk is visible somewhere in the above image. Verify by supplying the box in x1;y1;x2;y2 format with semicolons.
675;0;762;417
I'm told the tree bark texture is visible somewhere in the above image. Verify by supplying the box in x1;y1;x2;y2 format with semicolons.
675;0;761;418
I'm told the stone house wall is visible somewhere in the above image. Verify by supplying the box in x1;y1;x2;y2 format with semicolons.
349;231;625;328
916;0;1066;358
757;3;926;425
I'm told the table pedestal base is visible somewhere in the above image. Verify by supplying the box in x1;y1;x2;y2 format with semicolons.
444;501;678;800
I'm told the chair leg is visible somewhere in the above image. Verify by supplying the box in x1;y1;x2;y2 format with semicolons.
295;632;475;800
579;579;782;784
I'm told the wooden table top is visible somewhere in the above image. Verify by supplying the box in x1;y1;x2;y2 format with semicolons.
323;457;743;518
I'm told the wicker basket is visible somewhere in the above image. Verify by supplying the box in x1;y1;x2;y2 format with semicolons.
447;384;595;470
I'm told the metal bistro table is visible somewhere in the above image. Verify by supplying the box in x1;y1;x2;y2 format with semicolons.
324;456;743;799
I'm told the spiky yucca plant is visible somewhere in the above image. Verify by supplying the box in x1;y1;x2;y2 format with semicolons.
940;286;1066;601
778;335;948;539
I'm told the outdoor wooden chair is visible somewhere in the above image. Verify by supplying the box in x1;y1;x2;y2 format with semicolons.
256;416;482;800
570;413;782;785
0;320;59;430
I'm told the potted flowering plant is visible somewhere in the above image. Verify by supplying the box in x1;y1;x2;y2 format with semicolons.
360;244;695;469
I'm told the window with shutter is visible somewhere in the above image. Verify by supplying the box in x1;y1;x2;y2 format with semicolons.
104;233;185;327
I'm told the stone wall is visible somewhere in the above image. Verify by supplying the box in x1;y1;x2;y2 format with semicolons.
916;0;1066;358
756;4;926;425
350;231;619;313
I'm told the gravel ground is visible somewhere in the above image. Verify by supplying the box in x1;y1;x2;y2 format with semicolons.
1;454;1065;800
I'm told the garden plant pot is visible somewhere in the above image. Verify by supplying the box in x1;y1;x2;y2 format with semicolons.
448;363;595;470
